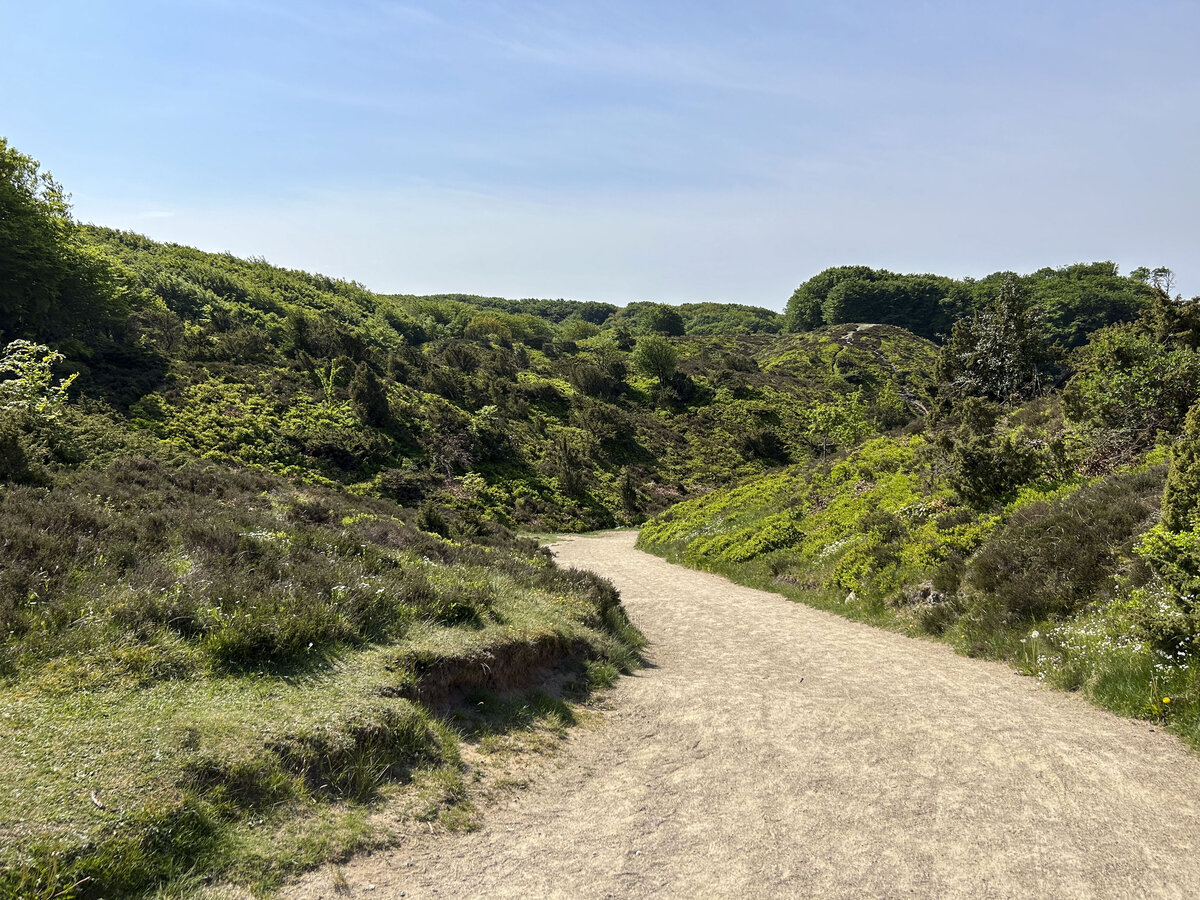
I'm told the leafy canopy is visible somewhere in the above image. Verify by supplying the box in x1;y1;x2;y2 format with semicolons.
785;261;1155;350
0;340;77;418
631;334;678;384
0;138;130;346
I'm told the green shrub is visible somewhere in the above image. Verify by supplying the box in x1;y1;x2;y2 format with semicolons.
1136;525;1200;615
349;361;390;426
965;468;1164;622
1064;323;1200;442
1163;398;1200;532
631;335;678;385
0;414;36;484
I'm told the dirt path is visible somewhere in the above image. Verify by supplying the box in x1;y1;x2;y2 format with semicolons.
289;530;1200;898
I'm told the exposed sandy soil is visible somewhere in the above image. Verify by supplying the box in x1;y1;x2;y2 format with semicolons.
286;530;1200;898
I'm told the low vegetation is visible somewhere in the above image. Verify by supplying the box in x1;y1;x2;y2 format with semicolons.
0;402;643;897
1;214;923;535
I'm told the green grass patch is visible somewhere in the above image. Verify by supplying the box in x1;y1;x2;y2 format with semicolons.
0;455;643;898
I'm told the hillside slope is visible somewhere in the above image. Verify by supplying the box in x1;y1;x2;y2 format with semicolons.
0;140;651;897
72;227;938;531
0;411;646;896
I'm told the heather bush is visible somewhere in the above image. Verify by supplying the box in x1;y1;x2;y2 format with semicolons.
964;468;1164;622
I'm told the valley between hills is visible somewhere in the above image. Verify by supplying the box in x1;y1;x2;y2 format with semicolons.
5;136;1200;897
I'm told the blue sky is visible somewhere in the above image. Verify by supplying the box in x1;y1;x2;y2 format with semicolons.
4;0;1198;306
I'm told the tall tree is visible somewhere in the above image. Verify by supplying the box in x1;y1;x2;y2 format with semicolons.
641;304;685;336
934;277;1047;410
0;138;129;344
632;335;678;385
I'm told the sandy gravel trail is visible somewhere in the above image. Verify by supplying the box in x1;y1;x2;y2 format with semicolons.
291;530;1200;898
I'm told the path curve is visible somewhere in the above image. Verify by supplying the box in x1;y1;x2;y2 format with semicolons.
292;531;1200;898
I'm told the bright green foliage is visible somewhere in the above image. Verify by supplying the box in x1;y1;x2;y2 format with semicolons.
464;313;514;341
1136;524;1200;616
639;303;685;336
0;340;81;485
675;302;783;335
610;300;782;336
641;434;983;606
0;139;130;345
68;225;936;532
929;397;1071;509
806;391;871;459
1065;322;1200;443
631;334;678;384
407;294;618;327
784;265;882;331
1163;400;1200;532
413;295;785;338
784;266;960;339
785;261;1154;351
1133;398;1200;630
1022;261;1155;349
0;340;77;418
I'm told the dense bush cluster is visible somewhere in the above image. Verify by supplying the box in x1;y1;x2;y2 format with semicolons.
784;261;1155;349
963;469;1164;622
